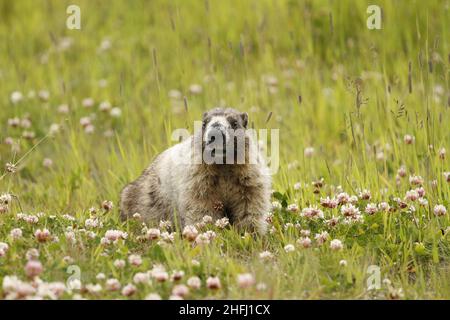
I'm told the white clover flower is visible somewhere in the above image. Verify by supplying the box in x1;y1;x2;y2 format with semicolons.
330;239;343;251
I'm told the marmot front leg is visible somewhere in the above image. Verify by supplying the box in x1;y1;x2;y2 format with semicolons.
230;192;269;235
179;197;225;227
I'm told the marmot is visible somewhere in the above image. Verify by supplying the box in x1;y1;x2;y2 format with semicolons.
120;107;271;234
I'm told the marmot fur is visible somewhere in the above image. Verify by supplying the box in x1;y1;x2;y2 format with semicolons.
120;107;271;234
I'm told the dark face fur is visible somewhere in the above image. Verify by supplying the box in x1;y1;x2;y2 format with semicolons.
201;108;249;164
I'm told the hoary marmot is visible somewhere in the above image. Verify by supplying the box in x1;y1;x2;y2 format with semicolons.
120;107;271;234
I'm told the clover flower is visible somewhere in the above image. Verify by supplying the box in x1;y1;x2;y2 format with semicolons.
284;244;295;253
182;225;198;241
434;204;447;216
25;260;43;278
237;273;255;288
187;276;201;289
206;276;221;290
365;203;378;215
35;229;51;242
330;239;343;251
215;217;229;228
121;284;137;297
128;254;142;266
172;284;189;297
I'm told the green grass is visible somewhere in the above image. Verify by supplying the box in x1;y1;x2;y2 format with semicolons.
0;0;449;299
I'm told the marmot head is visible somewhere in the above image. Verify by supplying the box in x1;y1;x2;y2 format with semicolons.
201;107;249;164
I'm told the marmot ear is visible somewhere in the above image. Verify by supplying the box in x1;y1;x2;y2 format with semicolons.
241;112;248;128
202;112;208;120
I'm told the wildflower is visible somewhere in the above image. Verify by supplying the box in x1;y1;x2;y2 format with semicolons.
49;123;60;135
434;204;447;216
65;231;76;244
187;276;201;290
215;217;229;228
206;276;221;290
25;260;43;278
341;204;360;218
416;187;426;198
146;228;161;240
439;148;446;159
287;203;299;213
128;254;142;266
5;162;17;173
0;193;12;205
252;283;265;293
85;218;102;229
330;239;343;251
168;270;183;282
133;272;150;284
85;283;103;295
365;203;378;215
259;251;274;260
378;202;391;212
145;293;162;300
194;231;216;245
105;278;121;291
304;147;314;157
153;270;169;282
10;228;22;240
405;189;419;201
121;284;137;297
293;182;302;190
444;172;450;183
35;229;51;242
301;206;324;219
284;244;295;253
42;158;53;168
110;107;122;118
172;284;189;297
0;242;9;257
2;276;36;299
324;217;339;228
202;215;213;224
237;273;255;288
409;175;424;186
38;90;50;101
314;231;329;245
168;89;182;100
159;220;172;230
320;196;338;209
182;225;198;241
359;189;371;200
113;259;126;269
82;98;94;108
57;104;69;114
102;230;127;245
300;229;310;237
96;273;106;281
336;192;350;204
191;259;200;267
339;259;348;267
189;84;203;95
403;134;415;144
271;201;282;211
10;91;23;104
101;200;113;211
418;198;428;206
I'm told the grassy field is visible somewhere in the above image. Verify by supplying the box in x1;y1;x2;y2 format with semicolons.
0;0;449;299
